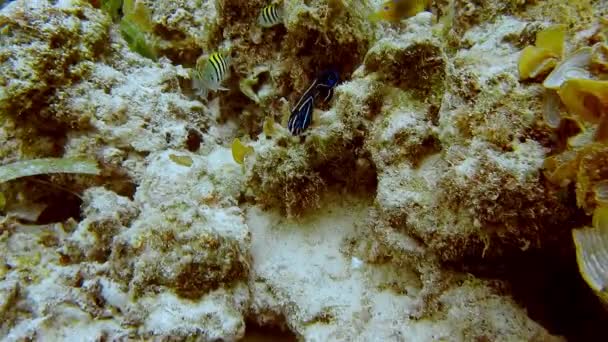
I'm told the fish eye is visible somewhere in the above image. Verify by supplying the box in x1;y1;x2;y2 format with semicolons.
384;6;389;10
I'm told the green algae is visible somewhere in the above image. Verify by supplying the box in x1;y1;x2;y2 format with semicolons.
0;158;100;183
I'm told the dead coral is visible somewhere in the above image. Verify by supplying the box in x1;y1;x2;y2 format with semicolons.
0;2;110;127
60;187;138;263
246;75;382;217
144;0;219;65
451;0;534;36
364;37;447;104
247;141;326;217
367;89;440;169
447;81;544;149
110;212;250;299
436;277;562;342
435;141;574;261
281;0;372;89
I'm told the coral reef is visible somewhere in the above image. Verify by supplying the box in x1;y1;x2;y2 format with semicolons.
1;0;608;340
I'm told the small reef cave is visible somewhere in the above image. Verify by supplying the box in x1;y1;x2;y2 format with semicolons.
241;317;298;342
0;166;136;226
445;207;608;341
314;136;378;198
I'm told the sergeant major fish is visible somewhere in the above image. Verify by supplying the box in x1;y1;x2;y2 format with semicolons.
258;3;283;28
192;51;231;99
288;70;340;136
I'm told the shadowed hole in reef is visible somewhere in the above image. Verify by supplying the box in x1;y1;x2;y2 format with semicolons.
2;168;137;225
241;318;298;342
448;241;608;341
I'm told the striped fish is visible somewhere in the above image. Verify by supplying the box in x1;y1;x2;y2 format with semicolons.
288;90;315;136
258;4;283;28
192;51;231;99
287;70;340;136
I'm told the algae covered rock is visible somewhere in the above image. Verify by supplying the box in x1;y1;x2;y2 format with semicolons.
108;148;250;299
363;14;447;104
0;1;110;127
110;208;250;299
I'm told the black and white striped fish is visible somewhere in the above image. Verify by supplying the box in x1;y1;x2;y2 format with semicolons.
258;3;283;28
192;51;231;99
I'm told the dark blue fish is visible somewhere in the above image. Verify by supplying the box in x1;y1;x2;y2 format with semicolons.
315;69;340;102
287;70;340;136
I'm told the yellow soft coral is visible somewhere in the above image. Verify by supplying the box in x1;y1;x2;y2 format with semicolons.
544;142;608;212
518;25;566;80
519;46;559;80
591;43;608;75
573;206;608;306
557;79;608;124
536;24;566;56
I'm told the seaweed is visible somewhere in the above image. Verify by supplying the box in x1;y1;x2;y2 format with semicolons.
101;0;159;60
0;158;100;183
101;0;123;21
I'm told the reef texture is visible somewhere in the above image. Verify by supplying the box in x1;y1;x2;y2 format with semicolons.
1;0;607;340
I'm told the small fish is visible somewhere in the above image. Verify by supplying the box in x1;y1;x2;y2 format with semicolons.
288;93;315;136
192;52;231;99
231;138;254;165
369;0;431;23
287;70;340;136
258;3;283;28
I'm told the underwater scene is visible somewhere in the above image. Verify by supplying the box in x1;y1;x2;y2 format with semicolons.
1;0;608;340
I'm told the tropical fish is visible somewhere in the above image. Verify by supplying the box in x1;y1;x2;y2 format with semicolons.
231;138;254;165
288;92;315;136
287;70;340;136
192;51;231;99
369;0;431;23
258;3;283;28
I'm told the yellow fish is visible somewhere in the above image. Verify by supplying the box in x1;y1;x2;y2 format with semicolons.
231;138;254;165
369;0;431;23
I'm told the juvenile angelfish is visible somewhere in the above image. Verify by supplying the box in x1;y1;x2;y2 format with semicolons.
369;0;431;23
287;70;340;136
258;3;283;28
192;51;231;99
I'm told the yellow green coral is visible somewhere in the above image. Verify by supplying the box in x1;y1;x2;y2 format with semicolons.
573;206;608;306
557;79;608;124
518;25;565;80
